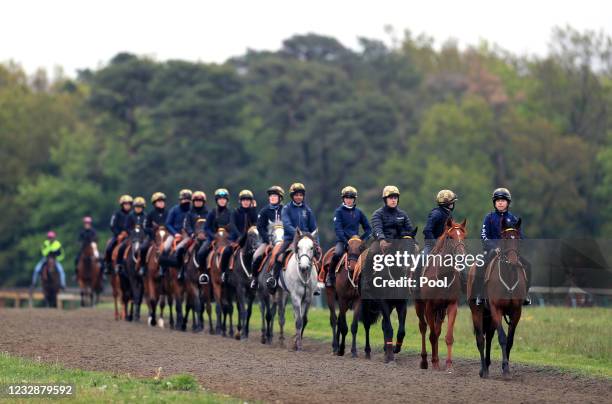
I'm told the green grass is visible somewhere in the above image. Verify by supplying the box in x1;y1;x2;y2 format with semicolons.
0;352;240;403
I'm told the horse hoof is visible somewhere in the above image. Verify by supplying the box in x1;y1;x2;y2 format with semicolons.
158;318;164;328
393;345;402;354
365;352;371;360
420;361;428;370
234;333;241;341
261;336;266;344
147;316;154;326
338;350;345;357
351;352;358;359
479;369;488;378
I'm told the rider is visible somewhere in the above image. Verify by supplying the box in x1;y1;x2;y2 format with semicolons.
74;216;98;278
371;185;415;253
250;185;285;289
414;190;458;290
104;195;133;274
196;188;236;279
160;189;192;277
266;183;319;292
176;191;208;280
476;187;531;306
326;186;372;288
116;196;146;270
140;192;167;275
32;231;66;289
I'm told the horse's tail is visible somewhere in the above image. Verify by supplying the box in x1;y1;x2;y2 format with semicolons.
359;300;381;326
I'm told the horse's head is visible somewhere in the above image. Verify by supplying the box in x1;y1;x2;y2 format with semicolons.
215;227;230;248
442;217;467;256
155;225;169;245
271;221;284;245
346;236;365;271
501;217;521;265
130;225;144;250
294;229;315;271
239;226;260;255
194;219;207;241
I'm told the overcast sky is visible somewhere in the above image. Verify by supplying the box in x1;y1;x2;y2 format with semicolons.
2;0;610;76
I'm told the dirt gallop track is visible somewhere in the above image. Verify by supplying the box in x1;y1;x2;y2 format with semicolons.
0;309;608;403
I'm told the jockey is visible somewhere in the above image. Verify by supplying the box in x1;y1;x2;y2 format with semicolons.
176;191;208;280
32;231;66;289
266;183;319;292
103;195;133;274
326;186;371;288
116;196;146;270
139;192;167;275
476;187;531;305
74;216;98;277
414;190;457;291
250;185;284;289
196;188;237;280
159;189;192;277
371;185;414;253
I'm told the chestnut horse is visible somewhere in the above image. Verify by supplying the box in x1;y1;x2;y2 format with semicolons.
41;255;61;308
414;218;466;372
468;218;526;378
208;227;234;336
323;236;366;357
144;225;170;327
77;242;102;307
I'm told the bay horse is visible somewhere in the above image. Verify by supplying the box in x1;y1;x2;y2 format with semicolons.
256;222;289;345
323;236;365;357
124;225;145;321
467;218;526;378
283;229;319;351
41;255;61;308
208;227;235;336
414;218;466;372
182;219;208;332
144;225;171;327
77;242;102;307
227;226;259;340
360;227;418;362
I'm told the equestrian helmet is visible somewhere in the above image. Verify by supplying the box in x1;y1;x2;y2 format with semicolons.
289;183;306;197
492;188;512;203
239;189;254;200
215;188;230;200
436;189;458;205
151;192;166;203
192;191;207;202
118;194;133;205
267;185;285;199
179;189;193;200
133;196;146;207
382;185;400;199
341;186;358;199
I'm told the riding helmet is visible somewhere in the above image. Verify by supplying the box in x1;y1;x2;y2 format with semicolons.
118;194;133;205
47;231;56;239
179;189;193;200
382;185;400;199
436;189;458;205
289;183;306;197
341;186;358;199
267;185;285;199
151;192;166;203
215;188;230;200
492;188;512;203
192;191;207;202
83;216;92;224
239;189;254;200
133;196;146;207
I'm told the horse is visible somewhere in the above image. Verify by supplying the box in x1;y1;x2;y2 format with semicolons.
256;222;289;345
182;219;208;333
282;229;319;351
124;225;145;321
162;233;186;331
144;225;170;328
227;226;259;340
360;227;418;362
323;236;366;357
77;241;102;307
41;255;61;307
414;218;466;372
109;231;129;320
467;218;526;379
207;227;235;336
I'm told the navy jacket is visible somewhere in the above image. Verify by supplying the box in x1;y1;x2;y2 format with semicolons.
184;206;209;236
144;208;167;237
423;206;452;248
109;209;132;236
205;206;236;240
165;203;191;235
127;211;146;231
256;203;283;244
78;228;98;245
281;201;318;241
371;205;414;240
231;206;258;239
481;210;523;252
333;205;372;243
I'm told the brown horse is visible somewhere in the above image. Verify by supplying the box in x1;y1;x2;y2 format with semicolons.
414;218;466;372
77;242;102;307
182;219;208;333
109;231;128;320
144;225;171;327
323;236;365;357
468;218;526;378
207;227;234;336
162;234;186;331
41;255;61;307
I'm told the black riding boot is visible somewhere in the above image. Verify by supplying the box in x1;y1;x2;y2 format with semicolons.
326;255;340;288
250;255;264;289
266;261;281;292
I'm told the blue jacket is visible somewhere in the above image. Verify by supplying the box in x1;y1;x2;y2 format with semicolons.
333;205;371;243
256;203;283;244
165;203;191;235
423;206;452;248
481;210;523;252
231;206;258;239
281;201;318;241
205;206;235;240
109;209;131;236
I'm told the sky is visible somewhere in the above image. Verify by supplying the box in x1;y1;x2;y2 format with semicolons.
1;0;610;77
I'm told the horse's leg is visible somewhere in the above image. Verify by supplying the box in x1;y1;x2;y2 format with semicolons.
380;303;394;363
426;303;440;370
394;301;407;354
113;283;120;321
235;287;245;340
327;290;338;355
350;298;360;358
168;295;175;329
259;298;268;343
506;307;522;363
245;292;254;339
445;301;458;373
471;304;487;378
490;304;510;378
194;290;203;332
485;317;494;374
415;300;428;369
278;295;287;345
337;300;349;356
291;295;302;351
364;322;372;360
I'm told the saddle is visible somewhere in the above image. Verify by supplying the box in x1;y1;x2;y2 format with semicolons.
265;243;284;273
318;247;335;282
228;244;240;271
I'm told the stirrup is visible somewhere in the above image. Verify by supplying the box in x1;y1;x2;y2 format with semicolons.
475;296;485;306
249;278;258;289
314;288;321;296
523;295;532;306
221;272;227;283
266;277;277;290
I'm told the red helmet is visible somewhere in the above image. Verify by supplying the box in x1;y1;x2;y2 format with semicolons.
83;216;92;224
47;231;56;239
